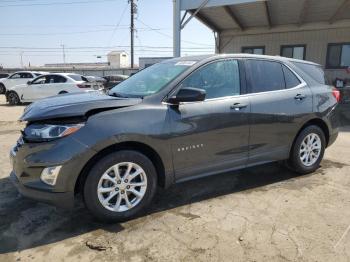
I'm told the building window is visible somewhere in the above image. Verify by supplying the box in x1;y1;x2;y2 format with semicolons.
326;43;350;69
281;45;306;60
242;46;265;55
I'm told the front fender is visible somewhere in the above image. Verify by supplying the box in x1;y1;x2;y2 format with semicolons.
70;104;174;188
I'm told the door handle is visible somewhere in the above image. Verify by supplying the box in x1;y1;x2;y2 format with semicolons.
294;94;306;100
230;102;248;110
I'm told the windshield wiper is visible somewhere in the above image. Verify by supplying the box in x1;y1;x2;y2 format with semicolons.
109;92;128;98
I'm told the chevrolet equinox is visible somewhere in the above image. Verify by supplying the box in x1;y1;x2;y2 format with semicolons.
10;54;340;222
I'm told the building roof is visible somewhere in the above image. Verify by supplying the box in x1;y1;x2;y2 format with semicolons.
107;51;128;55
180;0;350;32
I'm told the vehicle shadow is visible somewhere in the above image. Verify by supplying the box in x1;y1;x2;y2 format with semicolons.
0;159;346;254
337;103;350;126
0;102;30;107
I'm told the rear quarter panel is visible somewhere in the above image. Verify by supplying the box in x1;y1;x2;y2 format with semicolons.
310;84;340;143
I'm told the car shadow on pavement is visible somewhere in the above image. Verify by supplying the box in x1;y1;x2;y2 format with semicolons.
0;160;346;254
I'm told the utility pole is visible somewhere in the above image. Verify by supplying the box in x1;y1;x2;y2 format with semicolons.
129;0;137;68
61;44;66;65
20;51;24;68
173;0;181;57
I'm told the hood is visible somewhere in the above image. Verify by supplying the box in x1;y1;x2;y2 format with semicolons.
20;91;142;122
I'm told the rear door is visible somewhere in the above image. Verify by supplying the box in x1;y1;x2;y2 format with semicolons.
169;59;250;180
24;75;47;100
245;59;312;165
42;75;69;97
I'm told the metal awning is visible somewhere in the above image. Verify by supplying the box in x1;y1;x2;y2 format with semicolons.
173;0;350;56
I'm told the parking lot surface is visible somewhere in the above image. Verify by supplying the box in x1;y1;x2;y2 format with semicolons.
0;96;349;262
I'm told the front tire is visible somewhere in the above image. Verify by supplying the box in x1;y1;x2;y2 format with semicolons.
7;91;20;105
288;125;326;174
83;150;157;222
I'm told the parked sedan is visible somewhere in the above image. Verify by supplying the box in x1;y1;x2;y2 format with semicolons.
103;74;129;90
6;73;93;105
0;73;10;79
84;76;106;90
0;71;46;94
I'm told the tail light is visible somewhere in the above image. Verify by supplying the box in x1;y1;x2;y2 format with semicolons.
77;84;88;88
332;87;340;103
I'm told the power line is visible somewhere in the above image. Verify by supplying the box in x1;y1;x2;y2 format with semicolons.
136;17;214;47
0;27;166;36
0;0;117;7
1;24;131;28
107;2;129;46
0;46;213;51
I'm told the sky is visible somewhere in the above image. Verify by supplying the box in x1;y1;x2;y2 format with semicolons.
0;0;215;68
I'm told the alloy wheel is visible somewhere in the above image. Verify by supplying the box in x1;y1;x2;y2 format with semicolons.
299;133;322;167
97;162;147;212
8;93;19;105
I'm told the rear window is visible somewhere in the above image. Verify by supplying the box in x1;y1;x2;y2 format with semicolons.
292;62;326;84
67;74;85;81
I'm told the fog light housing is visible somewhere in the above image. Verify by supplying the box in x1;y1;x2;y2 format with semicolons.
40;166;62;186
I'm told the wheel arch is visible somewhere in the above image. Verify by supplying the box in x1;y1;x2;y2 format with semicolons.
291;118;330;154
74;141;167;195
7;90;21;104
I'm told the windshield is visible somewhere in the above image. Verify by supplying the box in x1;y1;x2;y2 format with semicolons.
109;61;195;97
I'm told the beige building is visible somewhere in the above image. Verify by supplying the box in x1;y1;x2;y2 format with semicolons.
220;22;350;85
107;51;129;68
174;0;350;86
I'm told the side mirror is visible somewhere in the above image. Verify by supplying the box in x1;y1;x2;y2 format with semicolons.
168;87;206;104
27;81;32;85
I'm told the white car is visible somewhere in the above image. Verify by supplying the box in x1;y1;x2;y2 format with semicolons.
0;71;46;94
6;73;94;105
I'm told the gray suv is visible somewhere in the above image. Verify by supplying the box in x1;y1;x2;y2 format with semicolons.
9;54;340;222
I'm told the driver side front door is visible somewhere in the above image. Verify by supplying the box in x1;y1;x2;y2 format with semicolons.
169;59;250;181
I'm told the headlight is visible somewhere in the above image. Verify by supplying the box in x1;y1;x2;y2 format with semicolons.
24;123;84;141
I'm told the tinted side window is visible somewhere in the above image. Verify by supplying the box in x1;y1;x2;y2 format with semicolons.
32;76;47;84
10;73;21;79
292;62;326;84
67;74;84;81
282;65;300;88
180;60;240;99
20;73;32;78
247;60;285;93
44;75;66;84
53;75;67;83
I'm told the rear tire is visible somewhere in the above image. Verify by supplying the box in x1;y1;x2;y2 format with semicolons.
83;150;157;222
287;125;326;174
0;84;5;94
58;91;68;95
7;91;20;105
